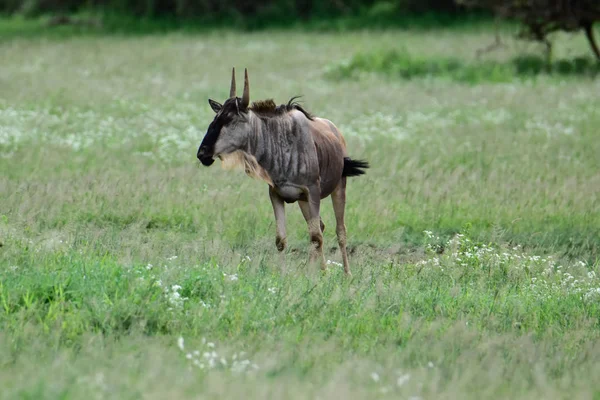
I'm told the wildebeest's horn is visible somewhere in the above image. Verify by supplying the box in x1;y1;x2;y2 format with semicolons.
241;68;249;108
229;67;236;98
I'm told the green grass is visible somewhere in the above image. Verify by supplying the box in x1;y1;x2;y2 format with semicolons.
1;25;599;398
327;49;600;83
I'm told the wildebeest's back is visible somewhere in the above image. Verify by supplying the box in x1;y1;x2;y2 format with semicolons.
309;117;347;199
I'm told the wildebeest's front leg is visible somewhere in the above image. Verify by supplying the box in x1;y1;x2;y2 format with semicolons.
331;178;351;276
269;187;287;252
298;186;327;271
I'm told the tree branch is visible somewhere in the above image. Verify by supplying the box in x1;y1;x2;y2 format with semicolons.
583;22;600;61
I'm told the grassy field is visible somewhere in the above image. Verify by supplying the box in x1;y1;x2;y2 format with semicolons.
1;23;599;399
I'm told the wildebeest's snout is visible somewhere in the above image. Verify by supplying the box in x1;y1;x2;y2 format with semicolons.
197;146;215;166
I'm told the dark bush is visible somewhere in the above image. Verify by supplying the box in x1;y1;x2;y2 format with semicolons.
457;0;600;60
0;0;461;19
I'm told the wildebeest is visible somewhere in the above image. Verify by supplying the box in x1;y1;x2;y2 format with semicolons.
197;68;368;275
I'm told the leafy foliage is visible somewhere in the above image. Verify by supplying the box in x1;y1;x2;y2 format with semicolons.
328;48;600;82
458;0;600;59
2;0;461;18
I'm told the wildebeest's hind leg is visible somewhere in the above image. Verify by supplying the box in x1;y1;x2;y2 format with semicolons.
331;178;351;276
299;203;325;234
269;187;287;252
298;190;327;271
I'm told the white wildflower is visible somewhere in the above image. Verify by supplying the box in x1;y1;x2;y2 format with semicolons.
396;373;411;387
588;271;596;279
200;300;211;308
370;372;380;383
223;273;239;281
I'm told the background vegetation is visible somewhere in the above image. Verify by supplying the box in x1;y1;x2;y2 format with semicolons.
2;0;462;19
1;5;599;399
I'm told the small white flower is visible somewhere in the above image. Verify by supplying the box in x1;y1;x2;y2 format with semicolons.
326;260;343;267
207;342;215;348
177;336;185;351
396;373;411;387
268;287;277;294
200;300;211;308
370;372;380;382
588;271;596;279
427;361;434;368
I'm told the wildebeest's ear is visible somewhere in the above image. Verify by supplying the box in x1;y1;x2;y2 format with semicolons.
208;99;222;113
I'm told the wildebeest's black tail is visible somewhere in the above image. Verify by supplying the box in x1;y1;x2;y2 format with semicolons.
342;157;369;177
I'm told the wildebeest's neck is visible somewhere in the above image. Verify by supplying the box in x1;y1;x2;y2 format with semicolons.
243;111;318;187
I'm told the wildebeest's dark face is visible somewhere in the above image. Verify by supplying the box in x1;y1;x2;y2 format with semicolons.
197;97;250;166
197;68;251;166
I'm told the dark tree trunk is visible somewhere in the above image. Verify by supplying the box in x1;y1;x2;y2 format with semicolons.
583;22;600;61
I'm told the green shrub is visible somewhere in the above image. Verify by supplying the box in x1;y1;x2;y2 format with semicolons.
328;49;600;83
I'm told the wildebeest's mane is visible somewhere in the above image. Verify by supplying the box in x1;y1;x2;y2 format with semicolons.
250;96;314;121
